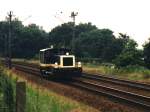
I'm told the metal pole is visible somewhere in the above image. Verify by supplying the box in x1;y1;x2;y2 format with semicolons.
70;12;78;52
8;11;12;69
4;35;7;57
16;82;26;112
4;34;8;66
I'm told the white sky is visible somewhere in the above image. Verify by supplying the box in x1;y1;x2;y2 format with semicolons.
1;0;150;48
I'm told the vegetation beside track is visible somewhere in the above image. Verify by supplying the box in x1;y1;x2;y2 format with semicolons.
0;66;15;112
83;63;150;82
7;58;150;82
0;66;99;112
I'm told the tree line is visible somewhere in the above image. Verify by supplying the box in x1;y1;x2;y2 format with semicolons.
0;19;150;69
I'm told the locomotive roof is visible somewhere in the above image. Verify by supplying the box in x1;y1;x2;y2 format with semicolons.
40;48;71;53
40;48;52;52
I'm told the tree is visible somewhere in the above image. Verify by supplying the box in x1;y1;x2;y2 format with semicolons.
0;21;9;56
49;22;97;48
75;22;97;37
12;24;49;58
49;22;74;48
143;38;150;68
73;29;117;62
114;36;143;68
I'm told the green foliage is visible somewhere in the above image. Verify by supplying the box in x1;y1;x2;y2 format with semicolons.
0;19;49;59
0;18;149;68
0;21;9;57
113;34;144;68
26;86;76;112
73;29;117;61
79;58;102;64
49;22;74;48
75;22;97;37
143;38;150;69
0;69;14;112
84;63;150;81
49;22;97;48
112;65;150;80
13;24;48;58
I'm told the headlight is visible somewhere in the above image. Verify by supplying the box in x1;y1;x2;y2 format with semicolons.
77;62;82;67
54;62;58;68
66;52;69;55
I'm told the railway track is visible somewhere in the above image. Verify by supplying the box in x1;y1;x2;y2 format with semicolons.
70;78;150;111
14;61;150;96
11;61;150;91
82;73;150;91
1;60;150;111
81;73;150;98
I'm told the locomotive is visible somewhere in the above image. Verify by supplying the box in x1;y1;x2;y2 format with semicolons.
39;46;82;77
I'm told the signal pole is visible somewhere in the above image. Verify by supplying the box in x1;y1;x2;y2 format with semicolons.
4;34;8;58
8;11;13;69
70;11;78;51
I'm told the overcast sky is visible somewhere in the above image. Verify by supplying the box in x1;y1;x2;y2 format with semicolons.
1;0;150;48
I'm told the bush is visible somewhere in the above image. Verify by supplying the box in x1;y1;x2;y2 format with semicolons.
0;69;15;112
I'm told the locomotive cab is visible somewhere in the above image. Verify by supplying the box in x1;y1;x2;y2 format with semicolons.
39;47;82;77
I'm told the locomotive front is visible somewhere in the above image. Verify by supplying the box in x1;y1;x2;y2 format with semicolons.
39;47;82;77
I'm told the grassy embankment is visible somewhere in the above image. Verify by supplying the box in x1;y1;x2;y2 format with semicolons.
83;63;150;82
0;65;98;112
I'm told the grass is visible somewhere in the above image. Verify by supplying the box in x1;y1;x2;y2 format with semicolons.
0;66;15;112
26;86;76;112
83;63;150;82
1;67;99;112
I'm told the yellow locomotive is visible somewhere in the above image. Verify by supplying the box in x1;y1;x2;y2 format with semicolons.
39;47;82;77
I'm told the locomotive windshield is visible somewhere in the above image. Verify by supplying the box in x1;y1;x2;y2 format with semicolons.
63;57;73;66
